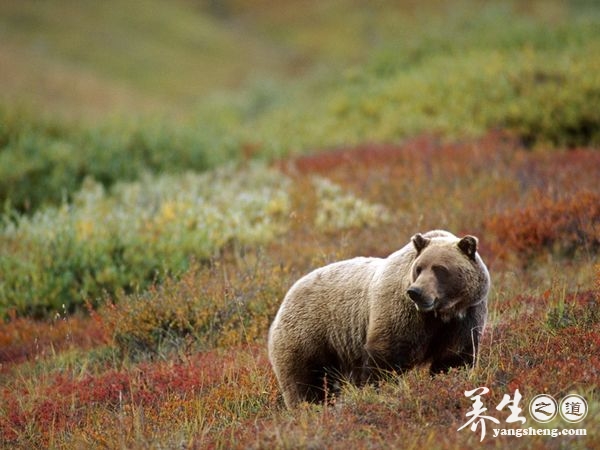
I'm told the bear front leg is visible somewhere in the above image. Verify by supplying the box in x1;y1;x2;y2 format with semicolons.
430;302;486;375
362;337;413;384
430;350;475;375
429;320;483;375
360;347;384;384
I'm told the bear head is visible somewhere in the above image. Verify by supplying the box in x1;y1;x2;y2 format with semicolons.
406;233;488;321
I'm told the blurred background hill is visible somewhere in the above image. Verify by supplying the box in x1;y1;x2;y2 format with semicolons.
2;0;597;119
0;0;444;118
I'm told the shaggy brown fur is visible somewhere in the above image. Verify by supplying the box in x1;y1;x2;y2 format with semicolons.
268;230;490;408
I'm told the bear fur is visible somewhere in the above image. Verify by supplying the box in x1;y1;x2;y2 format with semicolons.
268;230;490;408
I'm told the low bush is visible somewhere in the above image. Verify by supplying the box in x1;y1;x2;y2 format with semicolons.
0;109;232;213
235;33;600;159
484;190;600;262
0;163;291;318
0;162;394;319
102;258;289;358
312;176;392;233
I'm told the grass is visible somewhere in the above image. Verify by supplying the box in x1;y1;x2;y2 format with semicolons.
0;162;393;318
1;1;599;448
2;135;599;449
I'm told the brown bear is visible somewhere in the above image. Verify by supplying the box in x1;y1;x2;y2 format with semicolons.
268;230;490;408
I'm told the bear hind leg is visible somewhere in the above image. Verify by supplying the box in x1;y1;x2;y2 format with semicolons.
278;363;338;408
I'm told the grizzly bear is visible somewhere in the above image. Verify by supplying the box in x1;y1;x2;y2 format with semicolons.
268;230;490;408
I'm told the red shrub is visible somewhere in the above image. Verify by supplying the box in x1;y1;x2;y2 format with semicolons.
0;311;108;368
484;191;600;261
0;345;272;447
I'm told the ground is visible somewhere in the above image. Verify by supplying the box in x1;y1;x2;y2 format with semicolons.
0;1;599;448
1;135;599;449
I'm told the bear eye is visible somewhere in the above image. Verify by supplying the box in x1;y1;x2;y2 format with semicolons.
432;265;449;277
415;266;423;276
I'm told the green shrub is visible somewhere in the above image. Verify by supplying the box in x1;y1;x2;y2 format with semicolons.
0;163;291;318
0;159;400;319
102;258;289;358
0;109;232;213
312;176;392;233
238;42;600;155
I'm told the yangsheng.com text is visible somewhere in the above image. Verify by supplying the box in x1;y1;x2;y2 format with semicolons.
493;428;587;438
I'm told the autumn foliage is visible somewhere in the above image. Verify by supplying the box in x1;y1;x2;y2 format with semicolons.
2;133;599;449
2;1;600;448
485;190;600;262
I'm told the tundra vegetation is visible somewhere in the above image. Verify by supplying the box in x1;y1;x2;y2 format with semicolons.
0;1;599;448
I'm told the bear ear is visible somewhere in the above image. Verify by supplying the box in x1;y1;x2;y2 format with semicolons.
458;235;478;260
412;233;431;254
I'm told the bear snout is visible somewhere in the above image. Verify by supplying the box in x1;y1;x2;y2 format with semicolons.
406;286;434;310
406;286;423;302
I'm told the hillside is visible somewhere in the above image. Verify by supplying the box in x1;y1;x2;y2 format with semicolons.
0;0;464;117
1;1;599;448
